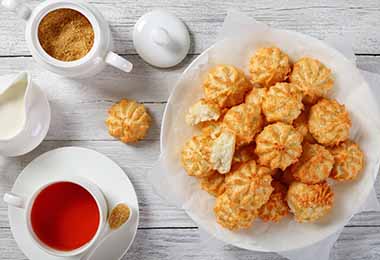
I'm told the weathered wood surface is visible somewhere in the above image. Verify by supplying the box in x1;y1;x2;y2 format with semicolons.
1;1;380;259
1;227;380;260
0;0;380;55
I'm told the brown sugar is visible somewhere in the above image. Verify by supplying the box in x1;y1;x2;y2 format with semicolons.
38;8;94;62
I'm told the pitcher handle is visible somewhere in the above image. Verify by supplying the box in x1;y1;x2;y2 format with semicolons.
3;192;25;208
105;51;133;73
1;0;31;20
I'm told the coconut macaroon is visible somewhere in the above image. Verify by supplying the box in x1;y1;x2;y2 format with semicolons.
231;144;257;169
262;82;304;124
214;193;258;230
287;182;334;223
199;171;226;197
200;120;223;139
249;47;291;88
185;99;221;126
181;134;213;178
245;87;267;107
258;181;289;222
255;123;303;170
203;64;252;108
329;140;365;181
106;99;151;143
290;57;334;104
223;103;263;147
290;143;334;184
225;160;273;211
210;130;236;174
293;107;316;144
308;98;351;146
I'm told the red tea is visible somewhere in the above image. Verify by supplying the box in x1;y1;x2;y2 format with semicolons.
30;182;100;251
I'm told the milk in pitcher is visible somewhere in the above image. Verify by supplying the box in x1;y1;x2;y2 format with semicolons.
0;78;27;139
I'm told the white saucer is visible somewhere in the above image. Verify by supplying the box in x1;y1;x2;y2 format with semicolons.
7;147;139;260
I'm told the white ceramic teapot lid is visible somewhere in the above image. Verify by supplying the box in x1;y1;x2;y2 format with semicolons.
133;10;190;68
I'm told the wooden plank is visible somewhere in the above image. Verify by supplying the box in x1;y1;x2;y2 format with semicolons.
0;1;380;56
0;56;192;103
0;55;378;141
1;226;380;260
0;140;380;230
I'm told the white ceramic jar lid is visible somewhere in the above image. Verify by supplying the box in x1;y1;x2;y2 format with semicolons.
133;10;190;68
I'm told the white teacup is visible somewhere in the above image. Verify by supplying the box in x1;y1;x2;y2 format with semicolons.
3;177;108;257
1;0;133;78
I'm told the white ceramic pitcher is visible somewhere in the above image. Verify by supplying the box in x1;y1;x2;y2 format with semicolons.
1;0;133;78
0;72;50;157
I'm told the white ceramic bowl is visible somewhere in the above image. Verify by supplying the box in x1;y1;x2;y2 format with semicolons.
160;30;380;252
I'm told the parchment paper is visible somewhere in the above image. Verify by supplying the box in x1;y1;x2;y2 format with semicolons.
149;11;380;259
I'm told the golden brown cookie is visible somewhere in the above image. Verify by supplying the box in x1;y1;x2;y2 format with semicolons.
262;83;304;124
245;87;267;107
290;143;334;184
329;140;365;181
308;98;351;146
249;47;291;87
231;144;257;170
290;57;334;104
181;134;213;177
214;193;257;230
203;64;252;108
185;99;221;126
287;182;334;223
105;99;151;143
199;171;226;197
258;181;289;222
293;107;316;144
225;160;273;210
223;103;263;147
255;123;303;170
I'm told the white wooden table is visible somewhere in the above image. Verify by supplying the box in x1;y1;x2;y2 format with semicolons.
1;1;380;259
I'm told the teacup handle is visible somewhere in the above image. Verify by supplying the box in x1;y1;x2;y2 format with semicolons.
105;51;133;73
1;0;32;20
3;192;25;208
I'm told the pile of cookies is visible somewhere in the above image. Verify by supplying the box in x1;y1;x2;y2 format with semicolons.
180;47;365;230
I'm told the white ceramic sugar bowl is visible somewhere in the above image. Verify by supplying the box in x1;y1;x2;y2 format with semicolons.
1;0;133;78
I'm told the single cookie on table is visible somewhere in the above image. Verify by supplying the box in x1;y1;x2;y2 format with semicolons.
255;122;303;171
199;171;226;197
258;180;289;222
203;64;252;108
225;160;273;211
210;130;236;174
223;103;263;147
262;82;304;124
249;47;291;88
287;182;334;223
181;134;213;178
245;87;267;107
214;192;258;230
290;143;334;184
290;57;334;104
185;99;221;126
308;98;351;146
329;140;365;181
105;99;151;143
293;107;316;144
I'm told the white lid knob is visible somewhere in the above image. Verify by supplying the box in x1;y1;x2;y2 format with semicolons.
133;10;190;68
